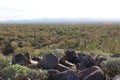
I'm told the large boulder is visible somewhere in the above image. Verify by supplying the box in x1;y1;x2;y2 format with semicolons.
65;50;78;63
77;66;106;80
76;52;88;63
77;55;96;70
64;49;78;64
12;53;38;67
48;69;79;80
64;49;89;64
38;53;59;69
12;53;29;64
12;53;33;66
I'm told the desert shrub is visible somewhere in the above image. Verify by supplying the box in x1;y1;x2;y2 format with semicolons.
87;41;97;50
38;49;64;58
86;49;111;57
1;64;48;80
11;41;18;49
0;35;4;40
0;56;11;69
102;58;120;77
15;47;34;53
22;41;31;47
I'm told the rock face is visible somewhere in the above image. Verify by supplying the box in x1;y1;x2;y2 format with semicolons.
77;66;106;80
39;53;59;69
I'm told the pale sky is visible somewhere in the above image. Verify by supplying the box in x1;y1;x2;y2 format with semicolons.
0;0;120;21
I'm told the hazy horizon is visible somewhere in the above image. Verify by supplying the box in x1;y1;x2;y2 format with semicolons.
0;0;120;21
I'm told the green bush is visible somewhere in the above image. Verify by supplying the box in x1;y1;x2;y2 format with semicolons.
87;41;97;50
1;64;48;80
11;41;18;49
0;56;11;69
38;49;64;58
0;35;4;40
102;58;120;77
15;47;34;53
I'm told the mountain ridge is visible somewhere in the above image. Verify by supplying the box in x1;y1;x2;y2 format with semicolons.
0;18;120;23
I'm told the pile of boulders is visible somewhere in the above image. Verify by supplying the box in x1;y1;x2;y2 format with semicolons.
11;49;120;80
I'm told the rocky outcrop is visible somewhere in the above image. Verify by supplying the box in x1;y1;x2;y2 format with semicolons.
11;49;119;80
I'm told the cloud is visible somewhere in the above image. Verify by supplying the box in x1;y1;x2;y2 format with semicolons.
0;0;120;21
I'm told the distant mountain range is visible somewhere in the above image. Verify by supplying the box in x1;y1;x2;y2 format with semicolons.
0;18;120;24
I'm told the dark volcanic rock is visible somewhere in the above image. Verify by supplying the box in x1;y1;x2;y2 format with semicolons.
95;55;107;68
12;53;39;67
110;53;120;58
77;66;106;80
64;49;78;64
24;52;30;59
48;69;60;76
76;53;88;63
59;58;77;71
59;58;71;67
81;55;96;68
48;69;79;80
76;63;87;71
39;53;59;69
12;53;29;64
77;55;96;70
2;45;14;55
11;53;36;66
56;64;70;72
95;55;107;63
64;49;89;64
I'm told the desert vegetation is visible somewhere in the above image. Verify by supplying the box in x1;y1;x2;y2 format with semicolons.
0;23;120;80
0;23;120;54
